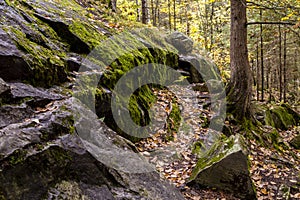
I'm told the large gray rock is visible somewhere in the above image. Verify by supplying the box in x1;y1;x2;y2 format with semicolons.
0;84;184;200
178;54;220;84
167;31;193;54
188;134;256;200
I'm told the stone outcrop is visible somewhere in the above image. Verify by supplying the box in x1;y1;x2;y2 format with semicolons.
0;78;184;200
188;134;256;200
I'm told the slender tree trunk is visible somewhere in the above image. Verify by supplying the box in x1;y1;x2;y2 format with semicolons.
157;1;160;27
294;49;298;94
204;0;208;49
141;0;148;24
278;25;282;101
256;38;260;101
136;0;140;22
168;0;171;30
150;0;154;25
154;0;159;26
226;0;253;121
173;0;176;30
210;1;215;53
185;0;190;35
283;29;287;102
269;65;272;102
260;9;264;101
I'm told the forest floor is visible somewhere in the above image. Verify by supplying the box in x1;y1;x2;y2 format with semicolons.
135;86;300;200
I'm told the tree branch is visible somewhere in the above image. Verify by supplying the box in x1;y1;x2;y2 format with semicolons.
247;21;296;26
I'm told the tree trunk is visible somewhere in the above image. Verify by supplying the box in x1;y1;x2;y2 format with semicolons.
136;0;140;22
142;0;148;24
256;38;260;101
173;0;176;30
226;0;253;121
185;0;190;35
168;0;171;30
283;29;287;102
154;0;159;26
260;9;264;101
278;25;282;101
210;1;215;53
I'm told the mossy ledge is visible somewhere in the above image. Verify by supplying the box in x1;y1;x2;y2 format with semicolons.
2;0;111;87
74;28;179;142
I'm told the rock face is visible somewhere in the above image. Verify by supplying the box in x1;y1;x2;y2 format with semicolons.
0;0;108;87
0;79;184;200
188;134;256;200
166;31;194;54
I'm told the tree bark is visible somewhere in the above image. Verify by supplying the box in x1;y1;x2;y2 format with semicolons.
136;0;140;22
173;0;176;30
210;1;214;53
278;25;282;101
226;0;253;121
168;0;171;30
260;9;264;101
256;37;260;101
142;0;148;24
283;29;287;102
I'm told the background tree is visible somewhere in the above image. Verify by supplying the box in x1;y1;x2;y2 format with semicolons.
141;0;148;24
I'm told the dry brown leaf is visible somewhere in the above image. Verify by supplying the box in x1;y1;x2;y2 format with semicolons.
261;188;268;195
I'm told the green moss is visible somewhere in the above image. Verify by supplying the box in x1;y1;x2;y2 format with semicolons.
4;0;11;6
9;149;27;165
49;147;72;164
68;20;106;49
265;110;275;127
189;134;245;181
240;118;263;144
4;26;67;87
268;106;295;130
192;141;205;155
165;101;181;141
128;85;157;126
200;115;209;128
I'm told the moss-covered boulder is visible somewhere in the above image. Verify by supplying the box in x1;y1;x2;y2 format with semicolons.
188;134;256;200
0;0;112;87
73;27;182;142
265;105;299;130
290;134;300;149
